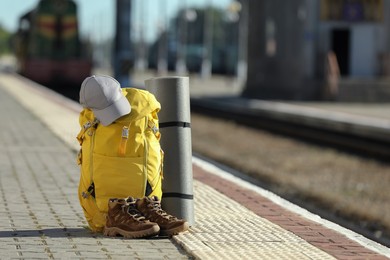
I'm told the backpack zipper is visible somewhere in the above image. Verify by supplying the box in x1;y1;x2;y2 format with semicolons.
143;117;148;194
82;122;97;199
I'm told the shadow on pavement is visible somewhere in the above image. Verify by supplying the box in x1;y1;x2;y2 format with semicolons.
0;228;96;238
0;228;174;239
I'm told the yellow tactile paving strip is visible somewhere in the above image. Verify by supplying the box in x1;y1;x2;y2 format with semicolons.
173;181;336;259
192;160;390;259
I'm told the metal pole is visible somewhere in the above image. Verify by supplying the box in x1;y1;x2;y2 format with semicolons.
157;0;168;75
145;76;194;226
237;0;248;85
176;0;188;75
114;0;132;87
201;0;213;79
135;0;147;71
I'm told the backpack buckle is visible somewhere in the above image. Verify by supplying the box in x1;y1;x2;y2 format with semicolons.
82;183;95;198
148;121;159;135
122;126;129;139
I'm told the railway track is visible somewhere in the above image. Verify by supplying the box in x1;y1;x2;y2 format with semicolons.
190;96;390;161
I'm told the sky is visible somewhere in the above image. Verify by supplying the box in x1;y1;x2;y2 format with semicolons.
0;0;232;43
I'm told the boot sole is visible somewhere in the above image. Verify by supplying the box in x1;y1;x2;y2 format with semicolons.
160;222;190;237
103;225;160;238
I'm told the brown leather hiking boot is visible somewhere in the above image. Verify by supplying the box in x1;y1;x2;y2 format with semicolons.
136;196;189;236
103;198;160;238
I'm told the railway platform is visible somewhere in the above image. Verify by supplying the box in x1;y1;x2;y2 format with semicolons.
0;72;390;259
133;71;390;148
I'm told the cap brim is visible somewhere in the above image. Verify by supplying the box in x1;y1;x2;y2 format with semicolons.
93;95;131;126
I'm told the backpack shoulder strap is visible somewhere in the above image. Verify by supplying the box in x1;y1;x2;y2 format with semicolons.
122;88;161;121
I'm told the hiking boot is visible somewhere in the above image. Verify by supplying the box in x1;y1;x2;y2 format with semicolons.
103;198;160;238
136;196;189;236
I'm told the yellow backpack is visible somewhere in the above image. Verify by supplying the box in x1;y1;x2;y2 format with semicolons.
76;88;163;232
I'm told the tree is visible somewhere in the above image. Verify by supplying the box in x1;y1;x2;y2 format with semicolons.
0;24;12;55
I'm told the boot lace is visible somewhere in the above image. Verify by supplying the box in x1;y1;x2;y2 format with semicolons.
149;199;177;221
124;200;147;222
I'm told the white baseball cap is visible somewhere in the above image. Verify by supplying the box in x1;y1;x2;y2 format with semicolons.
79;75;131;126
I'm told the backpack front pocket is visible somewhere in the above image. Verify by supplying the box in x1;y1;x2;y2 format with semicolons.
92;153;146;212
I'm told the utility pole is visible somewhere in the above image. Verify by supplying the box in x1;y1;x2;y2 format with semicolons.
135;0;147;71
243;0;309;99
176;0;188;75
157;0;168;75
114;0;132;87
237;0;248;85
201;0;213;79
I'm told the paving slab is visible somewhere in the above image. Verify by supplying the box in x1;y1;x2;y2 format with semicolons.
0;73;389;259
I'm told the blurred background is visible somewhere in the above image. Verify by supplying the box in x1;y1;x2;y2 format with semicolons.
1;0;390;102
1;0;390;245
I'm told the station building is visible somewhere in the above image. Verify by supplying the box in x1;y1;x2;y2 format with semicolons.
243;0;390;101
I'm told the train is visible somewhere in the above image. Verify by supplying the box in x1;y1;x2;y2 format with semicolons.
14;0;91;91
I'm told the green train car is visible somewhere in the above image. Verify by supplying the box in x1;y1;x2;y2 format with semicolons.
15;0;91;86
